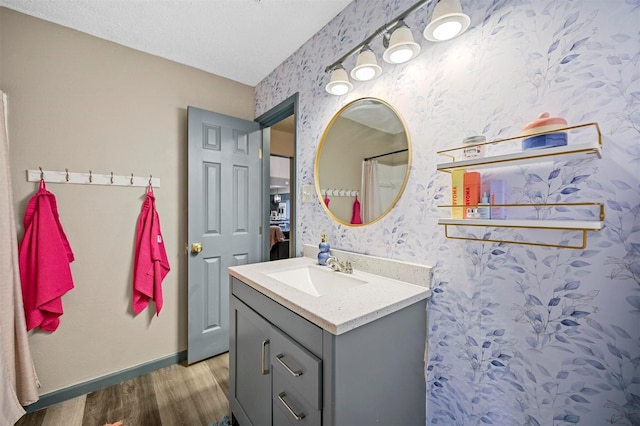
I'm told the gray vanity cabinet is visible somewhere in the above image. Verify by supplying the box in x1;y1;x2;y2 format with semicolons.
229;276;426;426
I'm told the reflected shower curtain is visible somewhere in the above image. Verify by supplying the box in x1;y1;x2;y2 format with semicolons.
362;159;381;223
0;90;40;425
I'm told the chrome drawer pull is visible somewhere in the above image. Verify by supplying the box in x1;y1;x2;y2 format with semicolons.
261;340;270;375
278;392;305;421
276;354;302;377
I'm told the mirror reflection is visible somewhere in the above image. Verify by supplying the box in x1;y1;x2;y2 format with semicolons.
315;98;411;226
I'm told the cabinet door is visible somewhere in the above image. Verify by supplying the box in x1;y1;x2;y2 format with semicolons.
230;297;271;426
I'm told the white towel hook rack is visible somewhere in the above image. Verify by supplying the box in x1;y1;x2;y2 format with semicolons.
321;188;359;197
27;169;161;188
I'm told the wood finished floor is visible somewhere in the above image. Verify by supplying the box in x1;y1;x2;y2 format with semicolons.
15;352;230;426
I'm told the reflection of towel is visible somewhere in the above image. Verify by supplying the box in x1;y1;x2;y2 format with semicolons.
351;195;362;225
133;186;170;315
18;180;75;332
324;192;330;207
270;226;285;250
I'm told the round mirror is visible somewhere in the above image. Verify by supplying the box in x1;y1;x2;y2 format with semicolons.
315;98;411;226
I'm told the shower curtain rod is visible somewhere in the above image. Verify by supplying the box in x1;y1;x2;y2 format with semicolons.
364;148;408;161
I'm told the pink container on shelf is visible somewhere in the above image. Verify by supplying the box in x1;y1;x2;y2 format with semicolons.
521;112;568;150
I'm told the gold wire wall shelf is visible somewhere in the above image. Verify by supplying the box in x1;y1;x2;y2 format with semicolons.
435;123;603;249
437;203;604;249
436;122;601;172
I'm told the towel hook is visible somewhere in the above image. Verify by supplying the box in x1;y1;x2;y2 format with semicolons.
110;172;114;184
89;170;93;183
39;167;44;180
148;174;152;186
130;173;134;185
65;168;69;182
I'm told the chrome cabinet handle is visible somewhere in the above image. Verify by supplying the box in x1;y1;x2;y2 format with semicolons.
261;339;269;375
276;354;302;377
278;392;305;421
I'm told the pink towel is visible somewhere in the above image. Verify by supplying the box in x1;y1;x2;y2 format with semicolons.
18;180;75;332
350;195;362;225
133;186;170;315
270;226;285;250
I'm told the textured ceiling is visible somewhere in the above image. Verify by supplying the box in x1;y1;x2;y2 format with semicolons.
0;0;352;86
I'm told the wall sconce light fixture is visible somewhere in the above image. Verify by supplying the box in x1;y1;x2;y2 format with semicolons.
324;0;470;95
351;45;382;81
423;0;470;41
325;64;354;95
382;20;421;64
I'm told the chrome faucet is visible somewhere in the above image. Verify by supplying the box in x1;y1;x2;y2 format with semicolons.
326;256;353;274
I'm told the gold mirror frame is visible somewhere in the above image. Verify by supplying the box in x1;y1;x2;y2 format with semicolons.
314;98;412;226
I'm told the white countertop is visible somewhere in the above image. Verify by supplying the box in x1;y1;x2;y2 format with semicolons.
228;256;431;335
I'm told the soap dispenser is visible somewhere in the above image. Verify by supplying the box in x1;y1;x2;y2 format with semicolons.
318;234;331;266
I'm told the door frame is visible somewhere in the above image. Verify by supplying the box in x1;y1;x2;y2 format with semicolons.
255;93;298;259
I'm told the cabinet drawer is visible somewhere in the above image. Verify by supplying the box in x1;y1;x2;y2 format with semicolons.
232;278;323;357
273;369;321;425
271;326;322;409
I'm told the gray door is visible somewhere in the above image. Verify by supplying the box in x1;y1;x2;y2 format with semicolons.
187;106;263;364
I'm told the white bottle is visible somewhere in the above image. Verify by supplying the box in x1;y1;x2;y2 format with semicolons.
478;192;491;219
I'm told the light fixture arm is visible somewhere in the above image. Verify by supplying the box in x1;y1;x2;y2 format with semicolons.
324;0;435;74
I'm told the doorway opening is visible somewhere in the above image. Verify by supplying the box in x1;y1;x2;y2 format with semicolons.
269;143;292;260
255;94;297;261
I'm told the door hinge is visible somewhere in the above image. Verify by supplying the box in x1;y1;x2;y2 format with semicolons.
259;148;262;159
259;225;263;236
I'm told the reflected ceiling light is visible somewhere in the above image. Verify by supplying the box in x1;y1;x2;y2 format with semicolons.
325;65;353;96
350;45;382;81
382;20;421;64
423;0;470;42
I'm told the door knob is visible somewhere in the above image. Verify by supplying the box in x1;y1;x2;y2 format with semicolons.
191;243;203;254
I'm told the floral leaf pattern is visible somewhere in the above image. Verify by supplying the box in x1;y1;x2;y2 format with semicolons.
255;0;640;424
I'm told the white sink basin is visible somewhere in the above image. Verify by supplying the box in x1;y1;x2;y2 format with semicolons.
266;264;367;297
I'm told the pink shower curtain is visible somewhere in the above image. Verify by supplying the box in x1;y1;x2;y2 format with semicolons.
0;90;40;424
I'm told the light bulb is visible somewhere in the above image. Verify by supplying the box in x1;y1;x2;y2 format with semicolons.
329;82;350;96
432;21;463;40
353;66;376;81
389;47;414;64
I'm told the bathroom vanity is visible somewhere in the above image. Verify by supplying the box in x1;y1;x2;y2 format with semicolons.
228;253;431;426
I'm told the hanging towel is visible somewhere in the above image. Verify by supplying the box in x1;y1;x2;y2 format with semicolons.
324;192;331;207
269;225;285;250
350;195;362;225
18;180;75;332
133;186;170;315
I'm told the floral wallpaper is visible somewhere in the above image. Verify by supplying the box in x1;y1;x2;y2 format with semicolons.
256;0;640;424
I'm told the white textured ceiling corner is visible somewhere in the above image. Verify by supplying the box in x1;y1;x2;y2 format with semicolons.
0;0;352;86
